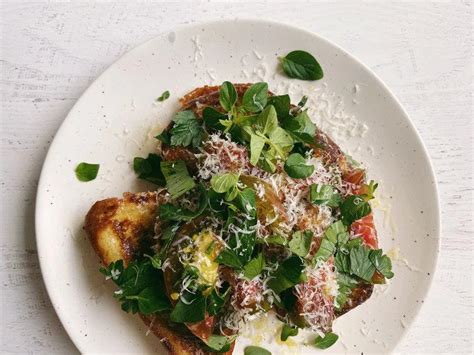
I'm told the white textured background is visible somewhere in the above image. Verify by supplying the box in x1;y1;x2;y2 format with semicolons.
0;1;472;354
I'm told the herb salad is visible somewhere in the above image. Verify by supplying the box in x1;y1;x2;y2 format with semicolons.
95;80;393;354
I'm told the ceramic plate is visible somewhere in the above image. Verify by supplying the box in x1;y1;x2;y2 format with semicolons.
36;19;440;354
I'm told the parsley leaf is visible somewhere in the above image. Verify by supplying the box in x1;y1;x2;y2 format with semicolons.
155;131;170;145
314;332;338;349
207;288;230;316
350;245;376;282
242;82;268;113
170;289;206;323
75;162;100;182
170;110;203;148
369;249;394;279
281;50;324;81
340;195;372;225
281;323;298;341
159;184;208;221
243;253;265;280
219;81;238;112
309;184;341;207
133;153;165;185
284;153;314;178
160;160;195;199
156;90;170;102
288;230;313;257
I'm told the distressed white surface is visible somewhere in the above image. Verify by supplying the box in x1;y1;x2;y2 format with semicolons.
0;1;472;354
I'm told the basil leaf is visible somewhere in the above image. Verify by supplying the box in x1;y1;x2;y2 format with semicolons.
170;110;204;148
340;195;372;225
268;94;290;119
268;256;304;294
219;81;237;112
159;184;208;221
244;345;272;355
350;245;376;282
281;323;298;341
309;184;341;207
281;50;324;81
242;82;268;113
207;288;230;316
156;90;170;102
75;162;100;182
211;173;239;193
281;111;316;144
284;153;314;178
314;332;338;349
203;107;227;131
369;249;394;279
249;133;266;165
160;160;196;199
170;290;206;323
243;253;265;280
133;154;165;185
288;230;313;257
256;105;278;135
155;131;170;145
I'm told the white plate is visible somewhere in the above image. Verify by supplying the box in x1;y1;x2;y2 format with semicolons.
36;19;440;354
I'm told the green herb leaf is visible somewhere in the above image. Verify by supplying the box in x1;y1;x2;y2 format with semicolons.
268;256;304;294
207;288;230;316
244;345;272;355
133;153;165;185
216;249;244;268
267;127;293;159
203;107;227;131
75;162;100;182
314;238;336;262
135;286;171;314
156;90;170;102
249;133;266;165
281;111;316;144
265;235;287;246
160;160;196;199
281;324;299;341
268;94;291;119
340;195;372;225
205;335;234;353
350;245;376;282
256;105;278;135
210;173;239;193
288;230;313;257
314;332;338;349
170;110;204;148
242;82;268;113
155;131;170;145
243;253;265;280
309;184;341;207
369;249;394;279
170;290;206;323
219;81;238;112
284;153;314;178
281;50;324;81
159;184;208;221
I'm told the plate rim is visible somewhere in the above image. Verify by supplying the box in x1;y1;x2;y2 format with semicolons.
35;18;441;353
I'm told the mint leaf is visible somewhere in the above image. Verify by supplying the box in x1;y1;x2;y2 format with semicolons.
369;249;394;279
350;245;376;282
75;162;100;182
340;195;372;225
133;153;165;185
309;184;341;207
243;253;265;280
219;81;237;112
314;332;338;349
160;160;195;199
244;345;272;355
288;230;313;257
170;110;203;148
284;153;314;178
281;323;298;341
156;90;170;102
281;50;324;81
242;82;268;113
